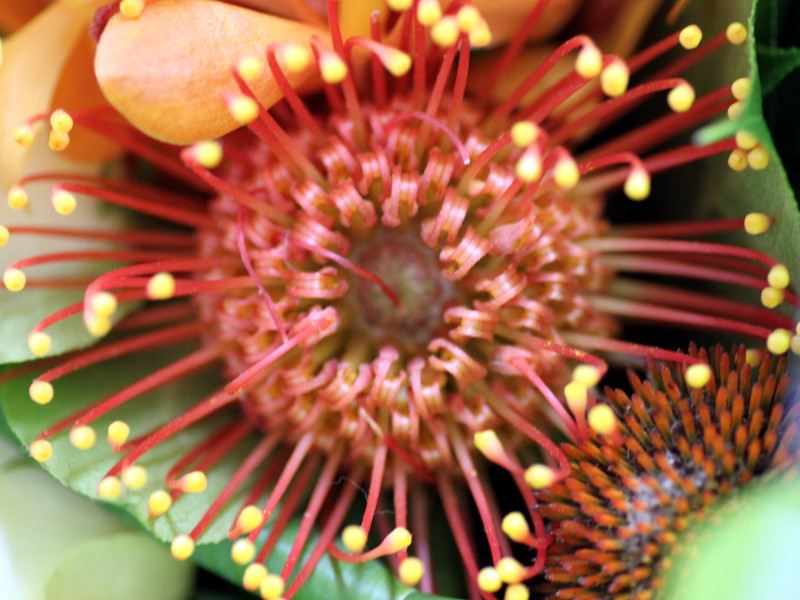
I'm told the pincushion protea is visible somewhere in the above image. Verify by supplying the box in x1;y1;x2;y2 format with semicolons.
0;1;798;599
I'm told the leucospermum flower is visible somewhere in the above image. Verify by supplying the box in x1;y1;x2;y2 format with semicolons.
1;1;798;599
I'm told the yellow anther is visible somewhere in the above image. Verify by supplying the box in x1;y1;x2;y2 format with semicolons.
515;152;541;183
0;226;8;246
477;567;502;593
501;512;530;543
726;22;747;45
342;524;368;553
90;292;118;318
727;148;748;172
85;313;112;337
747;147;769;170
8;185;28;209
70;426;96;450
178;470;207;493
320;52;348;84
573;364;601;387
685;364;712;389
30;440;53;463
735;130;758;150
52;190;77;215
768;265;790;289
231;539;256;565
456;6;480;32
797;323;800;336
28;331;52;357
554;156;580;189
496;557;526;584
384;527;413;553
744;212;771;235
147;490;172;517
679;25;703;49
259;574;285;600
767;328;791;355
623;169;650;200
575;45;603;79
761;286;784;309
388;0;413;10
731;77;751;101
98;476;122;499
121;465;148;490
14;125;33;147
190;140;223;168
228;95;259;125
505;584;530;600
667;82;695;112
588;404;617;435
236;505;264;534
29;381;54;405
727;101;744;120
48;129;70;151
236;55;263;81
399;557;425;586
745;349;763;367
564;381;587;415
3;268;26;291
119;0;145;18
49;109;73;133
378;48;412;77
146;272;176;300
431;16;460;47
108;420;131;448
600;60;629;97
468;20;492;47
277;44;312;73
243;563;268;591
473;429;504;460
417;0;442;26
524;464;555;489
510;121;537;147
171;535;195;561
791;335;800;356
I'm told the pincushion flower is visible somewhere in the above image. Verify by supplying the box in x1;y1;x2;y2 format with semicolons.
1;1;799;600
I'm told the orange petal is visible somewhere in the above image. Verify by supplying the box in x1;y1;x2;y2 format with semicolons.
0;0;103;188
571;0;667;57
0;0;50;33
233;0;327;27
94;0;329;145
463;0;583;46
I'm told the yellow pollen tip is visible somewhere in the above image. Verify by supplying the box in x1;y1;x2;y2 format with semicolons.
768;264;790;289
259;574;285;600
667;82;695;112
108;420;131;448
380;48;412;77
554;157;580;189
8;185;28;209
243;563;268;592
726;22;748;45
48;130;70;152
399;557;424;586
0;226;9;246
456;6;480;32
473;429;504;460
767;328;791;355
728;148;748;171
277;44;312;73
90;292;118;318
477;567;502;593
384;527;412;553
623;169;650;200
573;364;601;386
524;464;555;489
679;25;703;49
231;539;256;565
468;20;492;47
505;583;530;600
510;121;537;147
179;470;207;493
564;381;588;415
228;95;259;125
3;267;26;291
29;380;54;405
575;45;603;79
146;272;176;300
49;109;73;134
51;190;77;215
761;286;784;309
747;147;769;170
735;130;758;150
28;331;52;357
320;53;348;84
14;125;34;147
731;77;751;101
588;404;617;435
190;140;223;169
727;101;744;120
341;524;368;553
119;0;145;18
791;335;800;356
744;212;771;234
501;512;530;543
85;314;112;338
600;61;629;97
515;152;541;183
417;0;442;26
388;0;413;10
171;535;195;561
147;490;172;517
236;55;263;81
30;440;53;462
236;505;264;534
97;476;122;499
685;363;712;388
431;17;459;47
496;557;526;584
69;426;96;450
745;349;763;366
121;465;148;489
